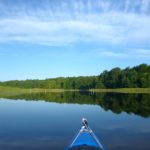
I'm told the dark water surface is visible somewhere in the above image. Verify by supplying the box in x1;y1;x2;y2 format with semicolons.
0;92;150;150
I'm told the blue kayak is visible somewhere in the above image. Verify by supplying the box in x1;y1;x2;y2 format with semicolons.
66;118;106;150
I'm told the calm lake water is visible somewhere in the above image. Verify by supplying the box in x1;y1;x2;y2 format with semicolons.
0;92;150;150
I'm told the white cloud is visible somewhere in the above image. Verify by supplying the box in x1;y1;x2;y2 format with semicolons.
141;0;150;13
0;0;150;46
99;51;127;58
97;48;150;58
132;48;150;57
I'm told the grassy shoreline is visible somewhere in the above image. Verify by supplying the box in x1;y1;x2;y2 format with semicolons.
32;88;150;93
89;88;150;93
0;86;150;97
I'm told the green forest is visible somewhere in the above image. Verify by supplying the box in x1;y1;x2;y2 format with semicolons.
0;64;150;89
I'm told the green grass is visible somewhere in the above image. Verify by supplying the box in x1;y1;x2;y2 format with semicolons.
0;86;150;98
0;86;29;97
89;88;150;93
27;88;150;93
0;86;72;97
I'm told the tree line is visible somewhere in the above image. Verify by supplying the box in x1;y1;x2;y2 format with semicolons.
0;64;150;89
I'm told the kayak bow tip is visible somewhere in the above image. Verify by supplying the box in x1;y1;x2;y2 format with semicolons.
82;117;88;128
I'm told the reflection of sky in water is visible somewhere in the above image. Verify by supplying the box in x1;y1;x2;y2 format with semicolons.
0;99;150;150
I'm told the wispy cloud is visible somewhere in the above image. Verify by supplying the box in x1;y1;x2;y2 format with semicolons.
99;51;127;58
0;0;150;46
97;48;150;58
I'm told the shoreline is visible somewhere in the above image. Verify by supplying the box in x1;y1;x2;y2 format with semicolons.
1;86;150;95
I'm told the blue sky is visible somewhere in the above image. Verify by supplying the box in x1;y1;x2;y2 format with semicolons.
0;0;150;81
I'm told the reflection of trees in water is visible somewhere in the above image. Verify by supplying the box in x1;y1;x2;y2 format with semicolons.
99;93;150;117
5;91;103;104
3;92;150;118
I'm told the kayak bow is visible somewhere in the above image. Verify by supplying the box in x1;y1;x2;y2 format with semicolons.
66;118;105;150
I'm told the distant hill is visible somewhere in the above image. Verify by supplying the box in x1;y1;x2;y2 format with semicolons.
0;64;150;89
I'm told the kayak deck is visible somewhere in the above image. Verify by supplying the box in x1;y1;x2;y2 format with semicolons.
66;118;105;150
